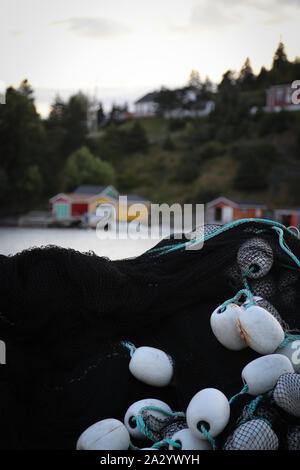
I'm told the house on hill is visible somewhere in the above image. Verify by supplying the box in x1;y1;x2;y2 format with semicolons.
134;88;215;119
135;92;159;117
206;197;267;224
265;83;300;112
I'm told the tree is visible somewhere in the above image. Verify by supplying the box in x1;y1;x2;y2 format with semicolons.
0;81;46;212
238;58;256;90
188;70;202;90
125;122;148;153
64;146;115;190
62;92;88;155
272;41;288;69
155;87;178;115
18;79;34;98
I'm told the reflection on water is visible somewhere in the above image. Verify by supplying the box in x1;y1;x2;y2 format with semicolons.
0;226;165;259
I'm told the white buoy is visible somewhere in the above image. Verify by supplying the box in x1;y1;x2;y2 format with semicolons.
237;305;285;354
129;346;174;387
210;303;247;351
275;340;300;374
242;354;294;395
168;428;211;450
186;388;230;439
124;398;172;439
76;418;130;450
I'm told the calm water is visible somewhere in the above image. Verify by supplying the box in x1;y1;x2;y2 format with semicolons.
0;226;164;259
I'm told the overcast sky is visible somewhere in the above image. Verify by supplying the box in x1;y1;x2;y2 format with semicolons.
1;0;299;116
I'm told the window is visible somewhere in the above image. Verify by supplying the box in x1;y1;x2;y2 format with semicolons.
214;207;222;221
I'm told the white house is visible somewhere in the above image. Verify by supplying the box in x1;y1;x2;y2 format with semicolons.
134;92;159;117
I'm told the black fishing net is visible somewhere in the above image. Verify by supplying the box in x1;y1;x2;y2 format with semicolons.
0;219;300;449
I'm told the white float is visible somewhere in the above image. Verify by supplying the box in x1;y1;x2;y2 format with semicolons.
168;428;211;450
237;305;285;354
186;388;230;439
129;346;174;387
242;354;294;395
275;340;300;374
124;398;172;439
210;303;247;351
76;418;130;450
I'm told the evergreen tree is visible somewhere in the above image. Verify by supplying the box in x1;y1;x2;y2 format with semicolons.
272;41;288;69
238;57;256;90
188;70;202;90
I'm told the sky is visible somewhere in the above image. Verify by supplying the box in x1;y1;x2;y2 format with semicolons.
1;0;300;117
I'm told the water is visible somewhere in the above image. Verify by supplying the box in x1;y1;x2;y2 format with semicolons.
0;226;164;259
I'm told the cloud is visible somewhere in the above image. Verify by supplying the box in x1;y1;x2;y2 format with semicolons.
171;0;300;33
190;3;241;29
10;30;24;37
54;17;131;39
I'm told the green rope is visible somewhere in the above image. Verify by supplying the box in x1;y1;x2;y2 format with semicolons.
278;333;300;349
121;341;136;357
135;406;185;441
152;439;181;449
229;384;249;405
272;226;300;269
200;424;216;450
219;288;253;312
238;390;274;428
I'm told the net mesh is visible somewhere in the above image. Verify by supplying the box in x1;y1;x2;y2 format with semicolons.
273;373;300;418
237;238;274;279
0;219;300;449
286;425;300;450
223;419;279;450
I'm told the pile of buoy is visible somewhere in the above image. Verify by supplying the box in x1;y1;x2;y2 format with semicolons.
76;235;300;451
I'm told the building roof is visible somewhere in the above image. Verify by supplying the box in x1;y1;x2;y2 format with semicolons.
135;91;159;104
206;196;266;209
122;194;151;204
72;185;107;195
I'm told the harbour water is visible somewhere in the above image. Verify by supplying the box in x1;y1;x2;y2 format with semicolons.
0;226;163;259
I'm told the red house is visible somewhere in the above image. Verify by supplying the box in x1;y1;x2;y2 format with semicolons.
266;84;300;111
206;197;267;224
50;185;119;221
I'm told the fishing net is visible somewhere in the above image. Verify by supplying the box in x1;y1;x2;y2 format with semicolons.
0;219;300;449
286;425;300;450
223;419;279;450
273;373;300;417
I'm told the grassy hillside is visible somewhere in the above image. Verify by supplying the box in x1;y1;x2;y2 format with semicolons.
92;109;300;208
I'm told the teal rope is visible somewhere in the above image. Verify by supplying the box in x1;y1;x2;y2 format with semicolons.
152;439;181;449
229;384;249;405
135;406;186;441
238;390;274;428
241;266;255;292
121;341;136;357
272;226;300;269
219;288;253;312
278;333;300;348
147;218;299;257
200;424;216;450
